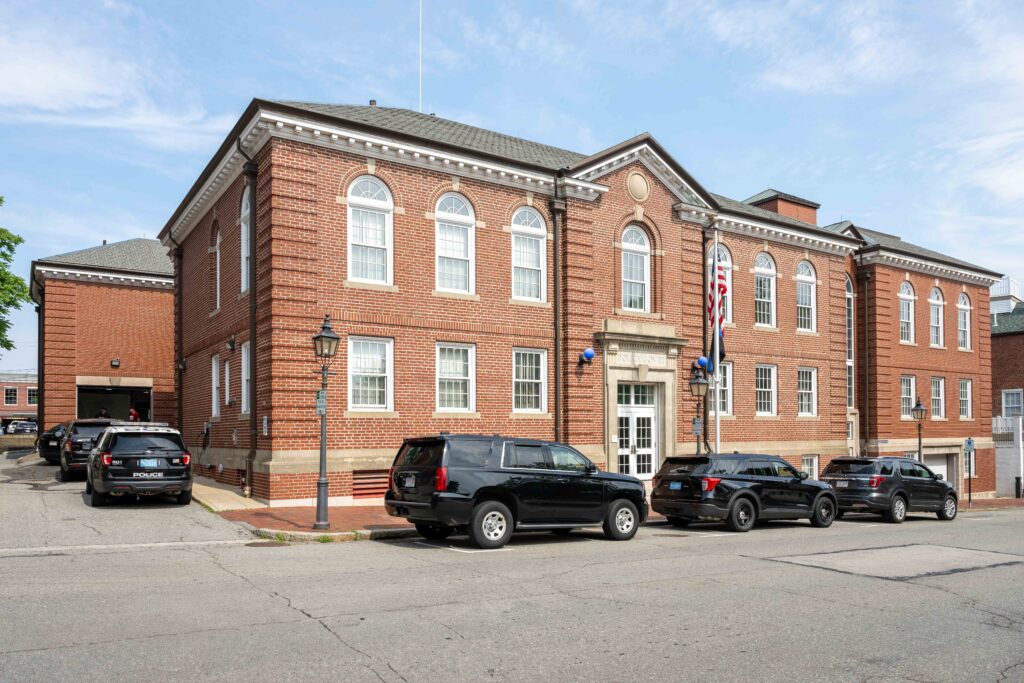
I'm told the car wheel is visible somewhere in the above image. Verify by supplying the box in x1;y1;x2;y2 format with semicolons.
666;516;691;527
937;495;958;521
88;486;107;507
415;522;454;540
886;495;907;524
468;501;513;549
810;497;836;528
85;477;93;494
56;462;68;482
726;497;757;532
176;490;192;506
550;528;575;536
603;499;639;541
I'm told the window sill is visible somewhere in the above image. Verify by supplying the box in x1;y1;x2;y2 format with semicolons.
754;324;778;332
930;345;946;350
238;412;250;420
959;417;974;422
509;298;551;308
344;410;400;419
210;416;221;423
899;341;917;347
432;290;479;301
710;414;735;420
931;417;947;422
238;290;250;301
209;308;221;318
432;411;480;419
957;348;973;353
345;280;399;293
796;330;819;336
508;411;551;419
614;308;664;320
754;415;779;420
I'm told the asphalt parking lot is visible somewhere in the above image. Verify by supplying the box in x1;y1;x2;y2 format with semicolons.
2;456;1023;682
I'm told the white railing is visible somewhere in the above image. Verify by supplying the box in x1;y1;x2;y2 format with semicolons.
991;276;1022;299
993;416;1022;441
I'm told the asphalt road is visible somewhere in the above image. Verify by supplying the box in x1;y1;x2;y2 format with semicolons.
2;458;1023;682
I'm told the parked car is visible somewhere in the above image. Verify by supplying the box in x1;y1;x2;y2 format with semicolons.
820;456;958;523
57;419;115;481
385;434;647;548
37;423;67;464
86;423;192;506
13;421;37;434
650;454;838;532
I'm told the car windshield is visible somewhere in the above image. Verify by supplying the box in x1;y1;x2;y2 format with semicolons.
72;425;107;438
110;433;185;453
393;440;445;467
822;460;878;475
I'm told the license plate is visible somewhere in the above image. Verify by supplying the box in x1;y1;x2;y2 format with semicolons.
139;458;159;468
836;480;849;488
49;440;57;446
402;474;416;488
669;481;682;490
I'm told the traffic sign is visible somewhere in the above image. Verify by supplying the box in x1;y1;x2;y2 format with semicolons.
315;390;327;415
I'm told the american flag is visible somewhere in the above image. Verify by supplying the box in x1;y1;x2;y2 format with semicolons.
707;247;728;362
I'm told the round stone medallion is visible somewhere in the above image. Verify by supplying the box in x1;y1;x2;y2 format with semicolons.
627;172;650;202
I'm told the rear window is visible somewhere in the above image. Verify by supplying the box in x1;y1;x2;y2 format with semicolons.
394;440;445;467
110;433;185;453
706;459;742;475
823;460;884;476
446;439;492;468
72;425;107;438
659;457;707;475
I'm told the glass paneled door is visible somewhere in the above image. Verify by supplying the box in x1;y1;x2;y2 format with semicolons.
616;384;658;480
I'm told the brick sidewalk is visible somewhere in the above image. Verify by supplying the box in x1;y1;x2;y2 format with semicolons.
960;496;1024;511
220;505;411;533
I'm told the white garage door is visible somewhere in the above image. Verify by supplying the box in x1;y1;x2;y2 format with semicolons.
924;454;948;481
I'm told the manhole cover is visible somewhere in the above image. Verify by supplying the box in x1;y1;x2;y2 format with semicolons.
773;544;1023;580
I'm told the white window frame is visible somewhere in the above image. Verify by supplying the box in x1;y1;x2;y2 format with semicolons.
240;185;251;292
211;355;221;418
797;367;818;417
240;342;251;415
755;364;777;416
754;253;776;327
347;176;394;286
435;342;476;412
510;207;547;302
957;293;971;350
348;336;394;411
801;455;819;478
845;276;855;408
1002;389;1023;418
3;387;16;406
706;244;733;323
27;387;38;406
959;379;972;420
224;358;231;406
796;261;816;332
898;281;915;343
900;375;916;419
711;361;733;416
621;225;651;313
931;376;945;419
214;229;222;310
929;287;944;347
512;348;547;413
435;193;475;294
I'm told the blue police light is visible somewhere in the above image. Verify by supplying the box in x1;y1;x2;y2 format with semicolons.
578;347;596;366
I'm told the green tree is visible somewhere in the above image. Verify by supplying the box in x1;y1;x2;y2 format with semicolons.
0;197;31;353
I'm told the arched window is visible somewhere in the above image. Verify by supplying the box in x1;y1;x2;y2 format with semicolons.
347;176;394;285
621;225;650;312
845;276;854;409
929;287;945;347
898;281;915;343
435;193;475;294
214;227;222;310
706;244;732;323
796;260;816;332
240;185;251;292
511;207;546;302
754;252;776;327
957;293;971;350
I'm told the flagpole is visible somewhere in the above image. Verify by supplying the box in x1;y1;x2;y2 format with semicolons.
713;227;721;455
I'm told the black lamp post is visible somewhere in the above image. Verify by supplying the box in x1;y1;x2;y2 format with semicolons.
312;314;340;530
912;397;926;461
689;366;709;456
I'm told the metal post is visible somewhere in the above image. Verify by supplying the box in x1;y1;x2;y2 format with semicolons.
695;394;703;457
917;422;922;461
313;364;329;530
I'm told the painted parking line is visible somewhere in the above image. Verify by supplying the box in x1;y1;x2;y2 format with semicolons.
0;539;254;557
835;521;884;527
413;540;510;554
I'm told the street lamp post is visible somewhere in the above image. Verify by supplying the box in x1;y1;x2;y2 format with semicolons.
689;364;710;456
912;398;926;461
312;314;340;531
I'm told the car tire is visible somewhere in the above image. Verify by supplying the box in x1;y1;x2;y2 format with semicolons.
603;499;639;541
937;495;958;521
666;516;691;527
810;496;836;528
56;462;68;482
415;522;454;540
550;528;575;536
468;501;513;549
726;497;757;532
88;486;107;507
176;490;192;505
886;495;907;524
85;477;93;494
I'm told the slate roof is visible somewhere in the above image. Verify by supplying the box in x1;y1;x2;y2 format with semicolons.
743;188;820;209
712;194;859;244
854;227;996;275
992;302;1024;335
36;238;173;277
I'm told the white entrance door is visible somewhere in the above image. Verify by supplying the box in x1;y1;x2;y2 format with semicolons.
616;384;658;480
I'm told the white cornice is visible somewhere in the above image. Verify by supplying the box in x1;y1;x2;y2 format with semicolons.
36;265;173;289
855;250;1000;286
571;144;711;209
713;215;858;256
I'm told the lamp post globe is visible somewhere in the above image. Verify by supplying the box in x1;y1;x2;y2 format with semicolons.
689;372;709;398
312;314;339;531
912;398;926;461
313;315;341;362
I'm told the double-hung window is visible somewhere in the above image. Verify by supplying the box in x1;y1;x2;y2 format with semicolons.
3;387;16;405
900;375;916;418
214;228;222;310
801;455;819;478
957;293;971;350
929;288;944;347
27;388;38;406
512;348;546;412
621;226;651;312
796;261;816;331
797;367;817;416
959;379;972;419
754;253;776;327
710;362;732;416
224;358;231;406
436;343;475;412
511;208;546;301
755;364;777;416
211;355;221;418
898;281;915;343
435;194;475;294
1002;389;1023;417
240;185;251;292
931;377;945;419
349;337;393;411
348;176;394;285
240;342;251;414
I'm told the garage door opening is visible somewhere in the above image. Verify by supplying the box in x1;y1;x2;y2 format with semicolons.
77;387;152;421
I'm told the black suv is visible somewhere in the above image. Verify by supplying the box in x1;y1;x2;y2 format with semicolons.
58;419;114;481
384;434;647;548
37;423;67;464
820;457;958;523
86;424;192;506
650;454;838;532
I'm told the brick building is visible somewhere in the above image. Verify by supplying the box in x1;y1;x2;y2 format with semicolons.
160;99;1000;504
0;372;38;427
30;239;176;430
991;301;1024;419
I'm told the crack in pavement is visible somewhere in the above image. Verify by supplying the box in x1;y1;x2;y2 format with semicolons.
997;658;1024;681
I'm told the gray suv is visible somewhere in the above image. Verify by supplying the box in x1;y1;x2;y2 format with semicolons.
820;457;958;523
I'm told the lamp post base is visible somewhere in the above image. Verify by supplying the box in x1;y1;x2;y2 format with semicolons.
313;478;330;530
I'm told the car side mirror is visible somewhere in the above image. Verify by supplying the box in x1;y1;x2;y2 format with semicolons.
798;471;809;480
585;463;598;474
935;473;943;481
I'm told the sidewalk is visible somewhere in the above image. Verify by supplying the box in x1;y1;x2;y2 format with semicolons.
220;505;415;541
960;496;1024;511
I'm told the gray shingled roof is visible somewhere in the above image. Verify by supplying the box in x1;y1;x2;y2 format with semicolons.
268;100;587;170
711;194;859;244
743;188;820;209
992;302;1024;335
37;238;173;277
855;227;995;275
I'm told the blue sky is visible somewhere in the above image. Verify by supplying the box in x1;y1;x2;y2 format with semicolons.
2;0;1023;371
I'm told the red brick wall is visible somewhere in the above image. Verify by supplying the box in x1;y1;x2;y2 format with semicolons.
0;379;38;418
750;198;818;226
992;333;1024;416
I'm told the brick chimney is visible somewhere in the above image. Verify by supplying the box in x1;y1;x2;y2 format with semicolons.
745;189;819;225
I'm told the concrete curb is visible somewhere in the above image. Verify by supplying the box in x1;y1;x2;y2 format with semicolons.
15;453;42;466
239;521;419;543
